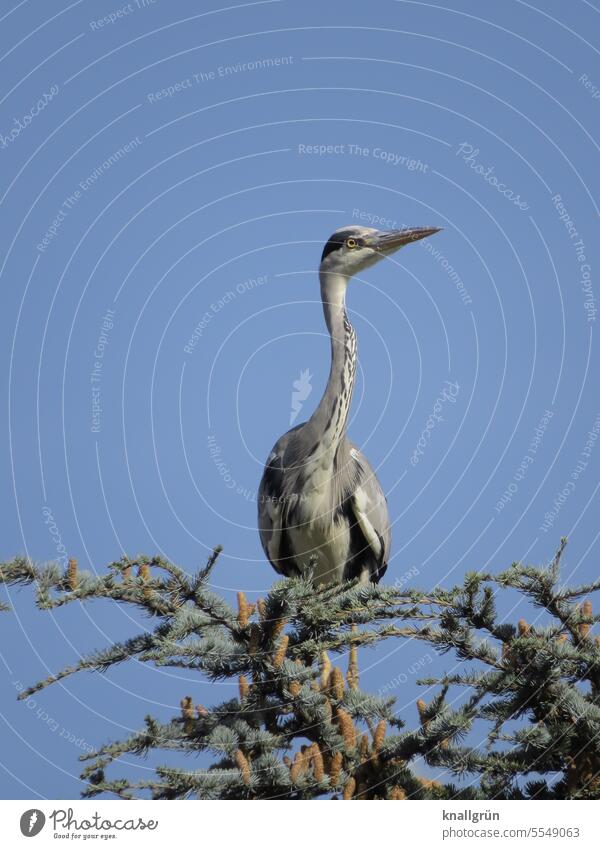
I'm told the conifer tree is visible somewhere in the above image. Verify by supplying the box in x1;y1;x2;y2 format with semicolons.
1;538;600;799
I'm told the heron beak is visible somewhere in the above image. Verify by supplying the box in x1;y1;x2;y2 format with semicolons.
371;226;442;253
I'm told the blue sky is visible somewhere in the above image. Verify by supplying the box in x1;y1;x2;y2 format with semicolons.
1;0;599;798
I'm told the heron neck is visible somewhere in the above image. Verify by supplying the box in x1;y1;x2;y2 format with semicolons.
306;270;356;458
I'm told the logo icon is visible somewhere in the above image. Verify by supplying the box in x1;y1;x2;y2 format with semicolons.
19;810;46;837
289;368;313;425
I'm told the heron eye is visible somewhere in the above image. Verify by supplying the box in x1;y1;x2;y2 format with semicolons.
346;238;358;249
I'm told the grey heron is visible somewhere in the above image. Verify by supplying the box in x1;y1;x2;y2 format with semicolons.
258;224;441;585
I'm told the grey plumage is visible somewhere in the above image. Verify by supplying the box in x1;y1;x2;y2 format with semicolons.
258;224;441;585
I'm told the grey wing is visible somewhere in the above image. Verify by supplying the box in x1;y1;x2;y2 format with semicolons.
348;444;391;581
257;427;301;576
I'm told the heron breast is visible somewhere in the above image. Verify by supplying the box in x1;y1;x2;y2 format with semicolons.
286;512;350;585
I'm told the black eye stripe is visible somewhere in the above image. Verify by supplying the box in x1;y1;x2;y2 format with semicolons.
321;230;363;262
321;235;345;262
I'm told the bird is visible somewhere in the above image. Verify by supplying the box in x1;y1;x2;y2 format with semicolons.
258;224;441;586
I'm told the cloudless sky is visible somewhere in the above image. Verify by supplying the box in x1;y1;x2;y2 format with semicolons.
1;0;599;798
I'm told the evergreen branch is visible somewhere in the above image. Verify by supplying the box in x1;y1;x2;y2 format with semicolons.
3;539;600;799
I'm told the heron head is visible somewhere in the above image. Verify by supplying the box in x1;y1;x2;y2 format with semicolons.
319;224;442;278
